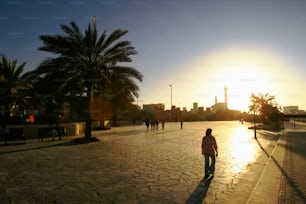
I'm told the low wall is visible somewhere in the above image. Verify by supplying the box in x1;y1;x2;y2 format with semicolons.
7;121;100;140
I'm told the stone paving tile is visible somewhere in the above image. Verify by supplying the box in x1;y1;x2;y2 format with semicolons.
247;124;306;204
0;122;292;203
279;131;306;204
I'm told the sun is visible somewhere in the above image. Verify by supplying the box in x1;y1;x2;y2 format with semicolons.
149;46;300;111
165;46;292;111
210;55;272;111
208;48;287;111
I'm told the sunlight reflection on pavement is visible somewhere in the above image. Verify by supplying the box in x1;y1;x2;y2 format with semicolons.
94;121;273;202
0;121;276;203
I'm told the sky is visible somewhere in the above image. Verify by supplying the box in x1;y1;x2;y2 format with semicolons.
1;0;306;112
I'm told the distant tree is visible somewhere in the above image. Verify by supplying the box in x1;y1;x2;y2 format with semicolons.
248;93;281;123
35;19;141;139
0;55;32;127
28;63;75;125
103;66;143;126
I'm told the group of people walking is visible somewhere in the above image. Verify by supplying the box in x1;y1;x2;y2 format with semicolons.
144;119;184;130
145;119;165;130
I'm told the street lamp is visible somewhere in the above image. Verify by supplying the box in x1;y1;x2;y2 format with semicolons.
169;84;172;110
253;110;257;139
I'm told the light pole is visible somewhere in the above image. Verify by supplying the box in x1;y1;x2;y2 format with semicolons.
253;110;257;139
169;84;172;110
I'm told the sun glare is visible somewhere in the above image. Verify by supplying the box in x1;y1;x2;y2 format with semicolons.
159;47;296;111
229;126;257;174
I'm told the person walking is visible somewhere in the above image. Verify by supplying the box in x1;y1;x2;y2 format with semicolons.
201;128;218;178
145;119;150;129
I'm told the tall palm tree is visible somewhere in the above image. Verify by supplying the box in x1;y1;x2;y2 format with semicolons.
36;19;140;139
0;55;32;127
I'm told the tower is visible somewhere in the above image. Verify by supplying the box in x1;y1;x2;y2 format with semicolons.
224;86;228;109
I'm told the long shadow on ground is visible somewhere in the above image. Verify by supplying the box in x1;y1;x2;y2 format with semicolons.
0;137;100;155
256;133;306;203
186;176;214;204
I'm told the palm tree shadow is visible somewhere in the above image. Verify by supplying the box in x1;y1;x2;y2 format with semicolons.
185;176;214;204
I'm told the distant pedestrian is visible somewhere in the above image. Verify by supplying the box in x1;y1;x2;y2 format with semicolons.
150;120;155;130
155;120;159;129
180;120;183;129
201;128;218;178
48;129;57;141
145;119;150;129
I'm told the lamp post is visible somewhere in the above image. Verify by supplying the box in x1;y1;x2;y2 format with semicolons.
169;84;172;110
253;110;257;139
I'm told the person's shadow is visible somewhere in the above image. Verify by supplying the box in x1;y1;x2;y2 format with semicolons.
185;176;214;204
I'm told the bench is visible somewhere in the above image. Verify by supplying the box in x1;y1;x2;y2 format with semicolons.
0;128;25;144
38;127;67;141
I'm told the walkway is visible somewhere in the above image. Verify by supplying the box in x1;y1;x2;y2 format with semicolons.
0;121;305;203
247;123;306;204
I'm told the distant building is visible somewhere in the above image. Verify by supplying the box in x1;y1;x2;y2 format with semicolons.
191;102;199;112
211;102;227;113
143;103;168;121
190;102;204;113
143;103;165;112
210;86;228;113
193;102;198;110
224;86;228;108
283;106;306;114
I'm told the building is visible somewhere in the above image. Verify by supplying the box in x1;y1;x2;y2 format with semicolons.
283;106;298;114
190;102;199;112
143;103;165;112
283;106;306;114
210;86;228;113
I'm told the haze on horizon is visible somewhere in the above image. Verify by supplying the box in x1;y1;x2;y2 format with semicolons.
0;0;305;111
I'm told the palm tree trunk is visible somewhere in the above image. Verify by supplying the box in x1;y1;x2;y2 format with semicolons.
111;104;118;126
113;111;118;126
85;84;93;139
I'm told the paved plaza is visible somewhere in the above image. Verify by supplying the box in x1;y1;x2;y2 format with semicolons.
0;121;305;203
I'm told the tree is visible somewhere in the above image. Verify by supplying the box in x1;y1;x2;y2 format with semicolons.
104;66;143;126
249;93;280;121
28;65;75;124
35;19;140;139
0;55;32;127
249;93;281;129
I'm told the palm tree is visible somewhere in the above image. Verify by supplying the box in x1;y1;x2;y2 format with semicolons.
249;93;261;115
103;66;143;126
36;19;140;139
249;93;278;121
0;55;32;128
249;92;281;131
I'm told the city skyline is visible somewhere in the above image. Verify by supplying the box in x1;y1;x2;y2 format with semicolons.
1;0;306;111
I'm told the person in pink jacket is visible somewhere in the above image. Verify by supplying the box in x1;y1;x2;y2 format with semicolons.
201;128;218;178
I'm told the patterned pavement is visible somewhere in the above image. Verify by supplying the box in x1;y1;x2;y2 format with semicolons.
0;121;305;203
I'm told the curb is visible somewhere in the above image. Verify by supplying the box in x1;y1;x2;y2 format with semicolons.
247;133;286;203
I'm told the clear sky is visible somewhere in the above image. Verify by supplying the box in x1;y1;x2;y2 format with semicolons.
1;0;306;112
